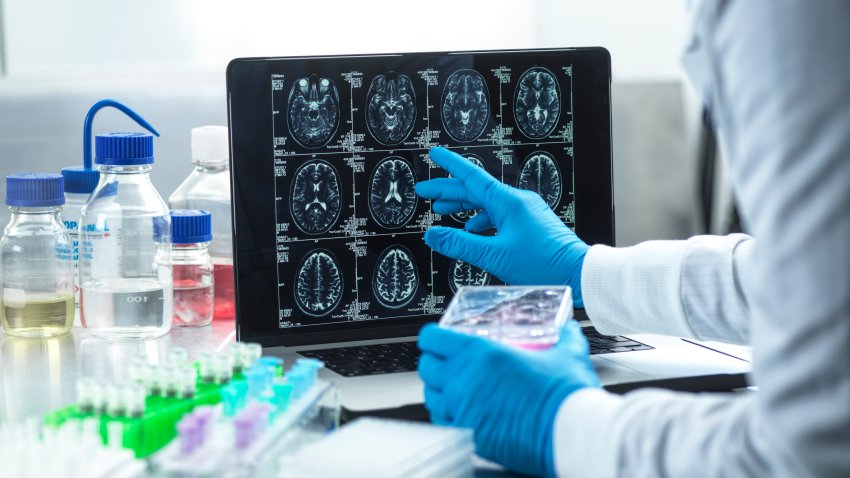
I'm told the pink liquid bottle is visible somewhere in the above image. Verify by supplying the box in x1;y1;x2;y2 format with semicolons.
169;127;235;321
167;210;213;327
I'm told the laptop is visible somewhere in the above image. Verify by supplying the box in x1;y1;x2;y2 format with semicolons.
226;48;750;412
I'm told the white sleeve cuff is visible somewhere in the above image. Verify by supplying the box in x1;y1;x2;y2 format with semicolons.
553;388;626;478
581;242;694;338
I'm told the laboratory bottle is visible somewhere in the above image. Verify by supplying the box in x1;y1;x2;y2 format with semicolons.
169;126;234;321
163;209;213;327
60;166;99;312
0;173;74;338
79;132;173;339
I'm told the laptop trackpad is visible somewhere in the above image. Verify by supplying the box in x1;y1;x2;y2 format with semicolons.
328;370;425;412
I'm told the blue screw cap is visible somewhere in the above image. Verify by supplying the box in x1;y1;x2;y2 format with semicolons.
83;99;159;169
6;173;65;207
171;210;212;244
61;166;100;194
95;132;155;165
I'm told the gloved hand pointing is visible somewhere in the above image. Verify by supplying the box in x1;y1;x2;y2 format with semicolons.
416;147;590;306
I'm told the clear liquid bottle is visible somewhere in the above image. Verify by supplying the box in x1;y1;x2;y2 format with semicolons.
0;173;74;337
60;167;99;315
169;126;234;321
163;210;213;327
79;132;173;339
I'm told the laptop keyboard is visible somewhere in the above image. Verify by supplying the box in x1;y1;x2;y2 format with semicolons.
300;327;653;377
299;341;421;377
584;326;654;355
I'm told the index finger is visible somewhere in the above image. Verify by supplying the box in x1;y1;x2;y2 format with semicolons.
429;147;501;205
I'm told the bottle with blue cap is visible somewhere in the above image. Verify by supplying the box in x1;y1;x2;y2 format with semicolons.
61;124;100;313
78;100;173;339
169;125;234;321
0;173;74;337
162;209;213;327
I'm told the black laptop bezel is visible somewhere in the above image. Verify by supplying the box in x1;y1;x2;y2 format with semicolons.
226;47;614;347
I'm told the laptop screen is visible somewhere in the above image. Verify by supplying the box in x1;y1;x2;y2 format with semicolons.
227;48;612;346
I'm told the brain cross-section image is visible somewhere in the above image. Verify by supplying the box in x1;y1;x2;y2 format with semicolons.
450;154;487;223
290;160;342;234
441;69;490;142
373;246;419;309
294;250;344;316
517;151;563;209
514;67;561;139
366;72;417;145
368;157;417;229
287;75;340;148
449;260;491;293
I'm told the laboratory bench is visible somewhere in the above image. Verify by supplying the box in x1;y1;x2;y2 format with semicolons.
0;319;237;425
0;319;521;477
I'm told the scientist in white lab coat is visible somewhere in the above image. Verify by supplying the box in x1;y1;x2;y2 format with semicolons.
414;1;850;476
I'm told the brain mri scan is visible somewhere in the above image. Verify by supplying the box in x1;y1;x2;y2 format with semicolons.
290;160;342;234
441;70;490;142
294;250;344;316
368;157;417;229
366;72;417;145
287;75;340;148
514;67;561;139
517;151;563;209
373;246;419;308
448;260;491;293
449;154;487;223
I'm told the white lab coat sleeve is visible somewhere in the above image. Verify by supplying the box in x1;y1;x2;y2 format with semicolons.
553;1;850;476
581;234;753;344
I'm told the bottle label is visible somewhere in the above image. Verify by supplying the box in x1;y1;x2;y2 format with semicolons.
3;288;26;309
63;220;81;306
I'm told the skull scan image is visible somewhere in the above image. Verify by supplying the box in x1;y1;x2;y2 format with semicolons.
368;157;418;229
287;75;340;148
514;67;561;139
294;250;344;316
441;70;490;142
517;151;563;209
290;160;342;234
448;260;491;293
373;246;419;309
366;72;417;145
449;154;487;223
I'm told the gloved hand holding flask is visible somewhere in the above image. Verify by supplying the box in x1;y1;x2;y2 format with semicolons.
418;321;600;477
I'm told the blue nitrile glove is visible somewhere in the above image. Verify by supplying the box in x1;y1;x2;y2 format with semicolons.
418;321;600;477
416;147;591;307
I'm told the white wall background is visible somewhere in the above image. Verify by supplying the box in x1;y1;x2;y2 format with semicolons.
3;0;689;80
0;0;701;245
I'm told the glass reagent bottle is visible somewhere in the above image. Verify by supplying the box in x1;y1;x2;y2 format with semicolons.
169;126;234;321
0;173;74;337
165;209;213;327
79;132;173;339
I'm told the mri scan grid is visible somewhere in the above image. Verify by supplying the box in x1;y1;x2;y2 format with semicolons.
287;75;341;148
366;72;417;145
290;160;342;234
514;67;561;139
368;157;418;229
441;69;490;142
373;246;420;308
270;56;577;328
517;151;563;209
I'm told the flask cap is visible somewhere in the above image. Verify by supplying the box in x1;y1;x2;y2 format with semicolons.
191;126;229;166
171;209;212;244
6;173;65;207
61;166;99;194
96;133;155;165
